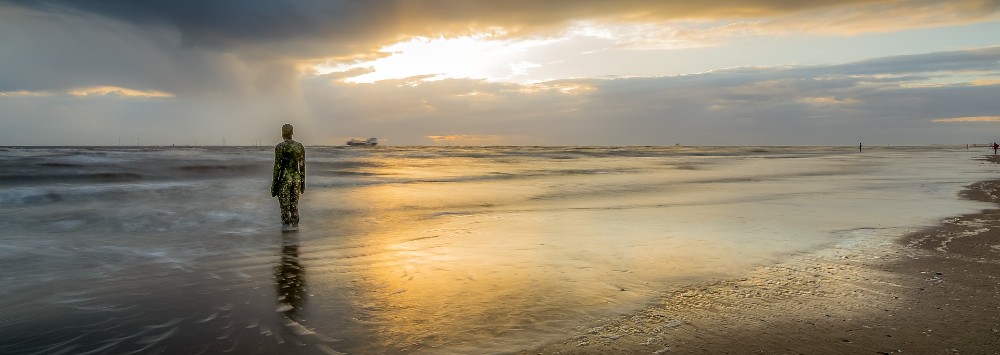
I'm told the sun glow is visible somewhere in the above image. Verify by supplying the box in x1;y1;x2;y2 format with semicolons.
317;35;560;83
312;21;732;85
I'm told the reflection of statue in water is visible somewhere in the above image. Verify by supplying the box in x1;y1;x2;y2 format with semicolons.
275;234;307;321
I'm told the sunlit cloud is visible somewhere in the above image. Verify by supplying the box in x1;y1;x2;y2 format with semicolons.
316;20;750;83
317;35;561;83
0;90;51;97
773;0;1000;36
68;86;174;98
932;115;1000;123
971;79;1000;86
310;0;1000;85
566;20;753;51
509;61;542;76
798;96;861;106
2;87;175;98
454;91;497;99
565;2;1000;51
517;81;598;94
426;134;507;145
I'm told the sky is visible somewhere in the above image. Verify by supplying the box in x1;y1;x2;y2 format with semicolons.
1;0;999;146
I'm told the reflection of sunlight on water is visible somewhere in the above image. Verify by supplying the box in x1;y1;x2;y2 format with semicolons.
305;179;615;351
354;232;578;351
294;149;999;353
306;178;792;352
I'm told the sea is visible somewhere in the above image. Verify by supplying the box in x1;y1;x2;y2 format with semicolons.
0;145;997;354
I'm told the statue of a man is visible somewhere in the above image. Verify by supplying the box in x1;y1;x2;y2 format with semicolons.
271;124;306;231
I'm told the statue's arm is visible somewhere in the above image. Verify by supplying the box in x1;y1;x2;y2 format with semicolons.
299;146;306;193
271;146;282;197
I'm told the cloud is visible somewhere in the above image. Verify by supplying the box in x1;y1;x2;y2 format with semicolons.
826;46;1000;76
769;0;1000;36
68;86;174;98
6;1;998;57
6;46;998;146
296;46;1000;146
797;96;861;106
0;1;824;47
972;78;1000;85
426;134;508;145
2;0;997;96
0;86;174;98
0;4;258;96
1;0;998;147
932;115;1000;122
0;90;50;97
313;67;378;82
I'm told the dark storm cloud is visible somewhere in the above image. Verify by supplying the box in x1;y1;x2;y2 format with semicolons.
3;0;380;55
0;1;387;95
0;4;257;94
9;0;992;55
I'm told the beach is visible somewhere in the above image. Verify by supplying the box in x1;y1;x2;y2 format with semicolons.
6;1;999;353
530;157;1000;354
2;146;999;354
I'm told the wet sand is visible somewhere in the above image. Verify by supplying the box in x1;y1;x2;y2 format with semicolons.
528;156;1000;354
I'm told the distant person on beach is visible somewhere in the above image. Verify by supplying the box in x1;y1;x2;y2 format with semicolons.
993;142;998;155
272;124;306;232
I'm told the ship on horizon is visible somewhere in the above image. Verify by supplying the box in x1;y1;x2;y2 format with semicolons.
346;138;378;146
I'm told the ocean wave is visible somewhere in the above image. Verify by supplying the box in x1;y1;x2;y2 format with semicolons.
0;182;197;206
0;172;144;184
174;164;265;173
38;162;85;167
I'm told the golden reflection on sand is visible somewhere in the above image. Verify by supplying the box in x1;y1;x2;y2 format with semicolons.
330;181;592;350
304;152;956;351
326;181;673;351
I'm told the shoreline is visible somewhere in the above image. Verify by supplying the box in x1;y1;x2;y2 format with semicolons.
526;156;1000;354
